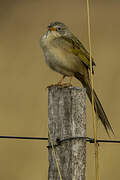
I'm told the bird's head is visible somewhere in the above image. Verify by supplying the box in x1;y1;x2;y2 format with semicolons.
40;21;72;48
47;21;71;38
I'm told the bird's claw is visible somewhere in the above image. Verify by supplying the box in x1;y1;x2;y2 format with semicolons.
46;83;72;89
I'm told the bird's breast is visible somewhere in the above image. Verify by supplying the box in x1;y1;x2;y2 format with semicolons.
40;34;84;76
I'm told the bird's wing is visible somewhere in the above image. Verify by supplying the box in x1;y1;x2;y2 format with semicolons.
62;36;96;72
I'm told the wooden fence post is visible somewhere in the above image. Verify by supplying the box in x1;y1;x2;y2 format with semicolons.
48;86;86;180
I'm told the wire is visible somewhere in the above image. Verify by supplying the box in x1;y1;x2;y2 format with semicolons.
0;136;48;140
0;135;120;144
88;139;120;144
0;135;48;140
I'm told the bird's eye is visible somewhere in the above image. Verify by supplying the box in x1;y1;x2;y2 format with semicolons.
57;27;62;31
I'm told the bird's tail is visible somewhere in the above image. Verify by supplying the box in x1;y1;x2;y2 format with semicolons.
75;72;114;136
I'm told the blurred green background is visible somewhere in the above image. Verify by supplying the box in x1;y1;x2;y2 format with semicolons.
0;0;120;179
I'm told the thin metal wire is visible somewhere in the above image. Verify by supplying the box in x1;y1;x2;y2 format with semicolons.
0;135;48;140
0;135;120;144
87;139;120;144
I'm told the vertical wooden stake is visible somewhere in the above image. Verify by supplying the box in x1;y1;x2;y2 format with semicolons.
48;86;86;180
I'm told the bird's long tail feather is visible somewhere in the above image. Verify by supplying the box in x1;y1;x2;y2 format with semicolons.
75;72;114;135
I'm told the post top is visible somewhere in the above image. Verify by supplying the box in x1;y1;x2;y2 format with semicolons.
48;85;86;91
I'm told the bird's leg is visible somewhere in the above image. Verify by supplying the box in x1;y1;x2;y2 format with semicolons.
46;75;66;88
57;75;66;85
47;75;73;89
69;75;73;85
58;75;73;87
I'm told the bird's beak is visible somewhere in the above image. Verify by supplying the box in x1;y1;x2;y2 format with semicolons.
48;26;56;31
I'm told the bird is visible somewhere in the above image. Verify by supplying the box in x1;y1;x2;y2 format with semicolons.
40;21;114;135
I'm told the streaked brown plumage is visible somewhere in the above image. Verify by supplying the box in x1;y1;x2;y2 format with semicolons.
40;21;114;135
